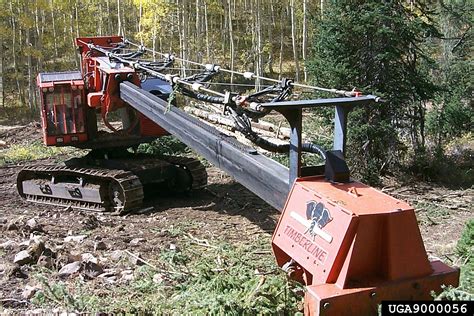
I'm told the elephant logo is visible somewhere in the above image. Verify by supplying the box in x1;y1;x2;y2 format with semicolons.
304;201;332;241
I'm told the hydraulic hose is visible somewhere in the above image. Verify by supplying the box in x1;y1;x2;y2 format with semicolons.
181;87;226;104
244;132;326;159
228;108;326;159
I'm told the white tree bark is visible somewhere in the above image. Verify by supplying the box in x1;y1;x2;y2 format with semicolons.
204;0;210;60
26;27;34;109
117;0;122;36
256;0;263;89
227;0;235;84
290;0;300;81
302;0;308;81
0;37;4;107
50;0;58;57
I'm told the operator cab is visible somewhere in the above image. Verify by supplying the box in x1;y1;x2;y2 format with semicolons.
37;71;87;146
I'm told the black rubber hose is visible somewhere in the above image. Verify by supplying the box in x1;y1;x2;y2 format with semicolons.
302;143;327;159
228;107;325;158
181;87;226;104
112;51;144;59
184;71;218;83
241;130;326;159
247;134;326;159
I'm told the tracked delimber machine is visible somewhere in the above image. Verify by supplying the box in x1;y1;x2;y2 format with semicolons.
18;37;206;213
18;36;459;314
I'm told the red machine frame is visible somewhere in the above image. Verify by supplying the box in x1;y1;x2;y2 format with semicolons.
272;177;459;315
37;72;88;146
37;36;167;148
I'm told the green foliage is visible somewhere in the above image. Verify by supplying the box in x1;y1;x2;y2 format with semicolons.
31;235;301;314
457;220;473;261
426;0;473;148
406;133;473;187
137;136;190;157
0;105;38;124
432;220;474;300
168;238;302;315
434;285;473;301
456;219;474;293
308;0;439;183
413;200;451;227
32;275;100;311
0;141;73;166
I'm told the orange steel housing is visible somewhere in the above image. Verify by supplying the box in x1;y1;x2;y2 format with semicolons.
272;176;459;315
76;36;168;137
36;74;88;146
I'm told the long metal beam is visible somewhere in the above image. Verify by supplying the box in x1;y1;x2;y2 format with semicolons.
120;81;289;211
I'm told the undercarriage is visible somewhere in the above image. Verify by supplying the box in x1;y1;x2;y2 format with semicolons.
17;150;207;214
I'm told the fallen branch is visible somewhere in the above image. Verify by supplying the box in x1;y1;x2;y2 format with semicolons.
124;250;188;275
185;233;219;249
0;298;28;304
246;275;266;302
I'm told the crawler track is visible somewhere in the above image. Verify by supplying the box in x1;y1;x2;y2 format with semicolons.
17;165;143;213
17;156;207;214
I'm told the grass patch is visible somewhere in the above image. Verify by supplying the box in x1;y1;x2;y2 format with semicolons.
413;201;452;226
137;136;190;157
31;235;302;314
435;220;474;300
32;275;101;312
456;220;473;294
0;141;75;166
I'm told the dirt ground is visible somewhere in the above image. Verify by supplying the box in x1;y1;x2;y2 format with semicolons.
0;124;472;312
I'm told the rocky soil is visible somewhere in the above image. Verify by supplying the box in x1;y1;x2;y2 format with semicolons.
0;124;472;313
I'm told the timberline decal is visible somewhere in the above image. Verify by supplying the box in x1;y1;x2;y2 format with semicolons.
289;202;333;243
284;224;328;264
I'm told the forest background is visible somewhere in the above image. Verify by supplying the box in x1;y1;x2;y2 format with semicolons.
0;0;471;184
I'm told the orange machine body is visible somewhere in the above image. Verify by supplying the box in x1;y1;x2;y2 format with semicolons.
272;176;459;315
36;72;88;146
77;36;168;137
37;36;168;148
